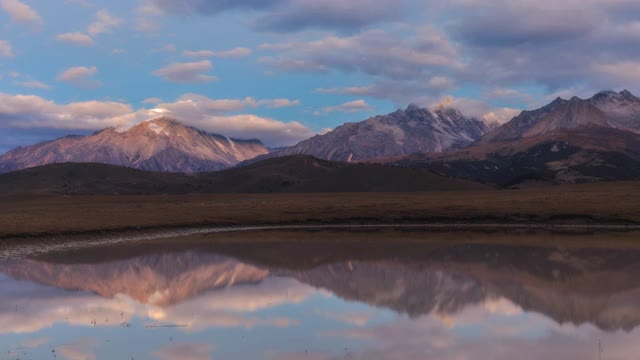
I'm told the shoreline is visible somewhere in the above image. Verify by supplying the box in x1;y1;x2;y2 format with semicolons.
3;221;640;242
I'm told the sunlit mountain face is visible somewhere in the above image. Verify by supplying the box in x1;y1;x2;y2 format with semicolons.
2;230;640;360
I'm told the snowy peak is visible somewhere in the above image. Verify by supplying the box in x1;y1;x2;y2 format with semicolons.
0;118;269;173
588;90;640;130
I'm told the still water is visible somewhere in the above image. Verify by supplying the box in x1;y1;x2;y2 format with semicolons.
1;228;640;360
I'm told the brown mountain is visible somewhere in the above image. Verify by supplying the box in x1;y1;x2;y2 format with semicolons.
0;118;269;173
479;90;640;144
378;91;640;186
264;104;492;162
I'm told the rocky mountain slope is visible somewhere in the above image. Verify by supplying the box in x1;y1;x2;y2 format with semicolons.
479;90;640;144
0;118;269;173
269;104;491;162
379;90;640;186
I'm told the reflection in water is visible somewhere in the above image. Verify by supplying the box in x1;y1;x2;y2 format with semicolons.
1;230;640;359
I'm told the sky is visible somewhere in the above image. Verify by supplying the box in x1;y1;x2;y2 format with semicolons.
2;0;640;152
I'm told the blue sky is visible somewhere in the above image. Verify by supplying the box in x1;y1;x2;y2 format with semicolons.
2;0;640;152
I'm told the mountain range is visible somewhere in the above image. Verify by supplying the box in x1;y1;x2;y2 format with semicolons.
381;91;640;186
1;89;640;188
0;118;268;173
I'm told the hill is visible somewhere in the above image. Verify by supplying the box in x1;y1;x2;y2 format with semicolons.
0;155;489;196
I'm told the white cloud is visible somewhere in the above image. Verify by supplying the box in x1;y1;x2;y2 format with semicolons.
183;48;252;58
88;9;122;35
153;60;218;83
56;32;94;46
432;95;519;124
183;50;215;58
142;97;162;104
0;40;13;57
322;100;372;113
212;47;252;58
17;80;50;90
57;66;102;88
0;0;42;29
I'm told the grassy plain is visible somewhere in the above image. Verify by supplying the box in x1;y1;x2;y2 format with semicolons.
1;181;638;238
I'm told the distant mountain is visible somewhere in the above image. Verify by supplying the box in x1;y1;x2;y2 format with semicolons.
379;90;640;187
0;118;269;173
589;90;640;130
479;90;640;144
0;155;489;196
268;105;492;162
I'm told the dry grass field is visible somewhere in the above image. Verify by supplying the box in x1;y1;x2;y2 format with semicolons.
1;181;638;238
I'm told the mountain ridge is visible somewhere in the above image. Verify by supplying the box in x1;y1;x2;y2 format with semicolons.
0;117;269;173
266;104;492;162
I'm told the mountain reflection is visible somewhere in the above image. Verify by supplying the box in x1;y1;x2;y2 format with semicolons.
3;235;640;359
2;241;640;333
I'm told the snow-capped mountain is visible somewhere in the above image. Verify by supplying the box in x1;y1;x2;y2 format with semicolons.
0;118;269;173
479;90;640;144
270;104;492;162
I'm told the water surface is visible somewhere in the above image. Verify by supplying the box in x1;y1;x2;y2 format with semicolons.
1;229;640;359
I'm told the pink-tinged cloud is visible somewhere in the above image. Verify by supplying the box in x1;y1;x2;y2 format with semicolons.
56;32;94;46
0;0;42;29
57;66;102;88
153;60;218;83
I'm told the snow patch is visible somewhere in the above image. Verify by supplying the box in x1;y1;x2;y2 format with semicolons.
147;121;169;136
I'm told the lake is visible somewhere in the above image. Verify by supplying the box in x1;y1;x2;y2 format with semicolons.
1;228;639;360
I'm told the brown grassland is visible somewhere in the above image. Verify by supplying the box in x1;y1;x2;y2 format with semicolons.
1;181;638;238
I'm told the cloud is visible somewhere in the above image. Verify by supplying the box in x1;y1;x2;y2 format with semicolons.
57;339;97;360
0;40;13;57
56;32;94;46
88;9;122;35
259;28;459;79
64;0;93;7
0;92;313;146
432;95;519;124
154;343;214;360
147;0;409;32
183;50;215;58
142;97;162;104
448;1;599;47
0;0;42;29
592;60;640;85
198;114;314;146
183;47;252;59
57;66;102;88
153;60;218;83
253;0;409;32
212;47;252;58
17;80;50;90
259;27;463;105
322;100;372;113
